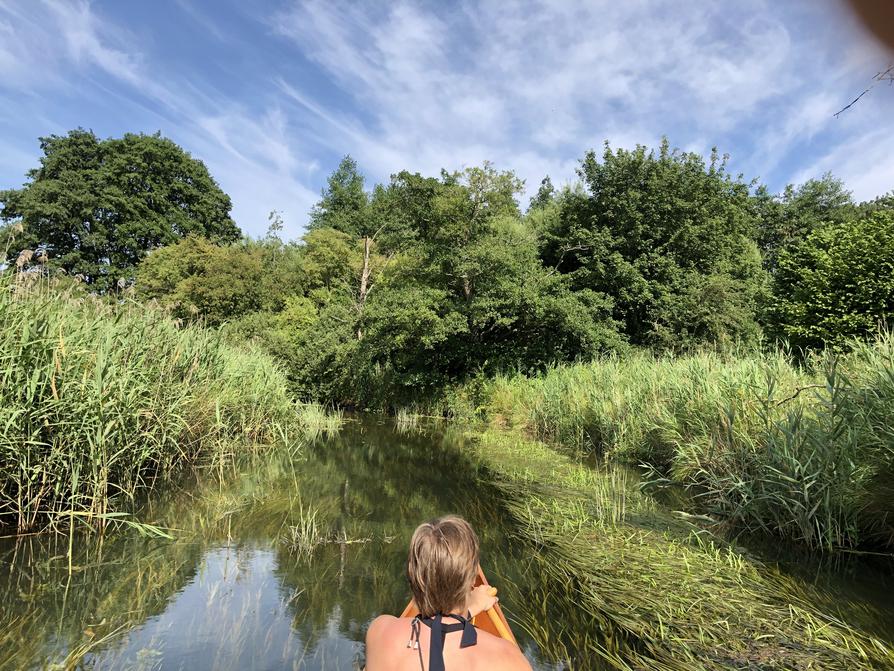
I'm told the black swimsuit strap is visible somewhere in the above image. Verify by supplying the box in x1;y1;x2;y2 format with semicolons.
410;613;477;671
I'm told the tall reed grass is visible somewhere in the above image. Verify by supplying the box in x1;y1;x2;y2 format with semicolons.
463;337;894;550
461;429;894;670
295;403;344;441
0;277;297;533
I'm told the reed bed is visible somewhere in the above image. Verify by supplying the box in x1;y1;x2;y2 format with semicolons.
466;337;894;550
462;429;894;670
0;277;298;533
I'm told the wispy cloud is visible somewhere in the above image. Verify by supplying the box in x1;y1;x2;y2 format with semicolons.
1;0;891;238
272;0;893;201
1;0;320;236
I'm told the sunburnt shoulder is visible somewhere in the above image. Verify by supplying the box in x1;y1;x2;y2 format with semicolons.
365;615;531;671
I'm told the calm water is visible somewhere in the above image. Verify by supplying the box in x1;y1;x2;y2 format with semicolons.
0;421;559;670
0;419;892;670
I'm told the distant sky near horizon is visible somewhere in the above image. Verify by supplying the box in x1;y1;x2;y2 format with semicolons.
1;1;892;239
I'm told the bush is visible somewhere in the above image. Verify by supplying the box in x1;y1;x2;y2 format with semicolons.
767;211;894;350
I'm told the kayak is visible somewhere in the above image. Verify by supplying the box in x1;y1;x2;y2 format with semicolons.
399;567;518;646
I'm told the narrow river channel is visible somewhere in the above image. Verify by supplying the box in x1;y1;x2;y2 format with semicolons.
1;419;892;669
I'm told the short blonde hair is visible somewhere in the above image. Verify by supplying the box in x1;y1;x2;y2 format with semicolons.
407;515;479;617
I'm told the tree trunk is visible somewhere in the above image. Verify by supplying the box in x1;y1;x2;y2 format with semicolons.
357;236;372;340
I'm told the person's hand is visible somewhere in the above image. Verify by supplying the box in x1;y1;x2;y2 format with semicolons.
467;584;498;618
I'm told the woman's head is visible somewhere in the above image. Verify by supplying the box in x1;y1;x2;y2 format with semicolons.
407;515;480;617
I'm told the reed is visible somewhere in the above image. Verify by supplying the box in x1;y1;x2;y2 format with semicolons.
0;276;297;533
295;403;344;441
287;501;325;559
461;429;894;671
463;337;894;550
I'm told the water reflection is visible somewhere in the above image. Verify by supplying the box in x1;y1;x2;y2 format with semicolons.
2;420;889;670
0;420;550;670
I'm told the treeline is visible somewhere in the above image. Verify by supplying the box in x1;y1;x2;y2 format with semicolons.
2;130;893;408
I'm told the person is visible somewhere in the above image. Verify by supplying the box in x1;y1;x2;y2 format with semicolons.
365;515;533;671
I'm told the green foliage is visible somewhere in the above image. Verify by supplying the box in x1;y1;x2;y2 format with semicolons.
125;144;891;409
462;335;894;550
0;276;296;533
767;211;894;350
542;140;766;350
137;236;304;326
0;129;239;291
753;173;855;272
308;155;369;236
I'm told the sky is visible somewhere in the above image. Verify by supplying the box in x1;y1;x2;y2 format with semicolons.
0;0;892;240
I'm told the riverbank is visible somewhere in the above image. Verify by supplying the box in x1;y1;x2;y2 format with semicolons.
0;279;308;534
453;426;894;670
445;336;894;551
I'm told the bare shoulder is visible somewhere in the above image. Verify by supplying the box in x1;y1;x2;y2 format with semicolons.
365;615;405;671
366;614;399;640
476;631;533;671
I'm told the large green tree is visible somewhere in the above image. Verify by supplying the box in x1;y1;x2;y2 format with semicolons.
767;211;894;350
542;140;765;350
0;129;239;290
752;174;855;273
352;164;622;401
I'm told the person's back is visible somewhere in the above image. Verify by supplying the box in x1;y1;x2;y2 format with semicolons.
364;516;531;671
365;613;528;671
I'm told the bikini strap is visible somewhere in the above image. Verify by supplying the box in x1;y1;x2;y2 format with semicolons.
407;613;477;671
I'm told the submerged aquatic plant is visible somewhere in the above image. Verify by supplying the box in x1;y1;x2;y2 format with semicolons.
287;502;325;560
460;429;894;671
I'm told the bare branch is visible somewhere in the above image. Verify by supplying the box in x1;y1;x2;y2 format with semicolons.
834;63;894;117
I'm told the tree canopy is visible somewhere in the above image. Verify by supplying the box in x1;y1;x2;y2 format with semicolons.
7;132;882;406
0;129;239;291
767;211;894;351
540;140;765;350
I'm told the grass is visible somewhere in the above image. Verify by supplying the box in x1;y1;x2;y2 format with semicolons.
0;275;301;534
295;402;344;441
287;501;325;559
456;428;894;670
457;336;894;551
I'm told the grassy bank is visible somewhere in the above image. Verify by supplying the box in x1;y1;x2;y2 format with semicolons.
0;278;302;533
455;427;894;670
450;337;894;551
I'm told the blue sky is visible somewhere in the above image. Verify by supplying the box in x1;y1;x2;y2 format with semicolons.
1;0;892;240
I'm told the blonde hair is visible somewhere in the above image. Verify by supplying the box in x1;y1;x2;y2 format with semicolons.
407;515;479;617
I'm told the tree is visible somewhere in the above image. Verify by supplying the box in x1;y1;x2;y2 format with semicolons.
308;155;369;237
542;140;765;350
754;174;855;272
354;164;622;401
137;237;303;326
0;129;239;291
528;176;556;211
309;157;416;338
767;211;894;351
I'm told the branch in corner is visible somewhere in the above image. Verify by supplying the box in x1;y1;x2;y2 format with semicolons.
834;64;894;117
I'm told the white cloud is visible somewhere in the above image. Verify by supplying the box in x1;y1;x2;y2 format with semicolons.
1;0;892;241
0;0;322;237
272;0;893;204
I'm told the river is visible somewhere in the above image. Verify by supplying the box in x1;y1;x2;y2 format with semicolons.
0;418;891;669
